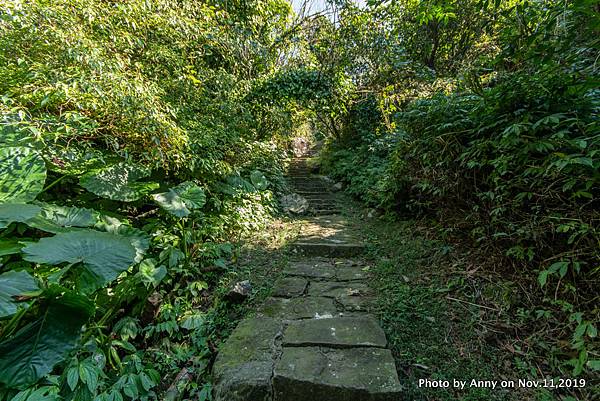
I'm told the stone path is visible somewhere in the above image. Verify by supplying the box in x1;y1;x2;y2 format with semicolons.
212;155;402;401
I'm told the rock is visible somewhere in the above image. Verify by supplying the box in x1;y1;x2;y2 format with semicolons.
273;347;403;401
272;277;309;298
308;281;370;298
334;264;370;281
294;242;365;258
258;296;339;320
226;280;252;303
283;260;336;279
282;317;387;348
280;193;309;214
332;182;343;192
213;318;281;401
308;281;371;312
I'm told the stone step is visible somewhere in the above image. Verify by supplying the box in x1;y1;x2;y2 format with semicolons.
273;347;402;401
310;211;341;216
283;316;387;348
301;194;337;200
295;190;332;195
282;260;369;282
213;317;402;401
306;201;338;206
294;242;364;257
307;203;338;209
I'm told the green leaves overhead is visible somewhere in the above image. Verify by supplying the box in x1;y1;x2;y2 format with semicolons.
0;147;47;203
79;163;159;202
0;203;41;229
152;181;206;217
0;271;39;318
0;292;93;389
22;230;137;287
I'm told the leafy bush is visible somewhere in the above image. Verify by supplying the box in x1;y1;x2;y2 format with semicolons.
318;0;600;381
0;0;297;399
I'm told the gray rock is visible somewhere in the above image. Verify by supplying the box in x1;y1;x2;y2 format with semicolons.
272;277;309;298
280;193;309;214
308;281;371;312
226;280;252;303
273;347;403;401
308;281;371;298
334;264;370;281
282;316;387;348
294;242;365;258
332;182;343;192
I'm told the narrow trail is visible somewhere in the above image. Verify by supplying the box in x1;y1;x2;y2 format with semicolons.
212;154;403;400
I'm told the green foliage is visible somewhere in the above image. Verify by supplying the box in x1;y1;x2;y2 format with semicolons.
0;0;295;397
0;147;46;203
23;231;138;289
0;292;94;389
0;204;41;229
80;163;158;202
318;0;600;388
152;182;206;218
0;271;39;318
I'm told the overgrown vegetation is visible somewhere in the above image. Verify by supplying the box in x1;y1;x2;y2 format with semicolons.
317;0;599;398
0;0;307;399
1;0;598;400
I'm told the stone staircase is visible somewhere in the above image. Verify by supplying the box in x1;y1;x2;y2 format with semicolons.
212;154;403;401
287;156;340;216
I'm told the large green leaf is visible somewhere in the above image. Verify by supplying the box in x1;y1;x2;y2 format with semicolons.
102;223;149;263
79;162;159;202
14;203;98;234
0;238;24;256
0;123;36;147
0;203;42;229
0;147;47;203
39;203;96;228
25;204;97;234
0;271;39;318
22;230;137;287
0;292;93;389
152;181;206;217
250;170;269;190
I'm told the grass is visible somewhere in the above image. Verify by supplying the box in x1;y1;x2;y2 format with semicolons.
356;213;530;401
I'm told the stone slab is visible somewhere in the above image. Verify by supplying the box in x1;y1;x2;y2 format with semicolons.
294;242;365;258
283;260;336;279
308;281;371;311
308;281;371;298
334;264;370;281
213;318;281;401
273;346;403;401
272;277;308;298
258;296;340;320
283;316;387;348
336;294;370;311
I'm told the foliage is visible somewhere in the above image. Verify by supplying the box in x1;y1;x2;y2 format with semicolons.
318;0;600;391
0;0;297;399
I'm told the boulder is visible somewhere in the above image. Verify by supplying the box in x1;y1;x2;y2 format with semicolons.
226;280;252;303
280;193;309;214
